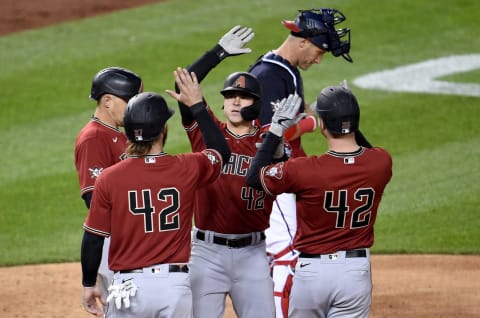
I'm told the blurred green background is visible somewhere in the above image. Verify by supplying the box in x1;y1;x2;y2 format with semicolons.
0;0;479;265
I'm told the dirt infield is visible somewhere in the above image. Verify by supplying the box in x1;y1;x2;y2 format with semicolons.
1;256;479;317
1;1;480;317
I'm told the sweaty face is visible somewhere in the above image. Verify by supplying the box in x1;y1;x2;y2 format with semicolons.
222;91;255;124
298;41;327;70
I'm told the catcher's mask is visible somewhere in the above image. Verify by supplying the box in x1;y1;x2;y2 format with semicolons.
124;92;174;143
90;67;143;102
220;72;262;121
314;81;359;135
282;8;352;63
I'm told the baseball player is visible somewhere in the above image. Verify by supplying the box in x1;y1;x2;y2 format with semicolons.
81;86;231;317
246;84;392;317
169;26;276;317
247;8;353;317
74;66;143;307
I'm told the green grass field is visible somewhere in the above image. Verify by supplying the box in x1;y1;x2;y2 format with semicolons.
1;0;479;266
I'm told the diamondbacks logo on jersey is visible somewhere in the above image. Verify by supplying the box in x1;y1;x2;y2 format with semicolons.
205;150;220;165
265;163;284;179
88;167;103;179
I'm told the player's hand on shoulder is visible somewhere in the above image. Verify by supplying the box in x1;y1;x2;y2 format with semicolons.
218;25;255;56
166;67;203;107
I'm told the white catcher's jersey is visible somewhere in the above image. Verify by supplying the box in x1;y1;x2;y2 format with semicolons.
265;193;297;255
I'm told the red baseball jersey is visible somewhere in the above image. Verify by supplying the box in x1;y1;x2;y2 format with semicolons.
83;150;223;271
74;118;127;197
259;147;392;254
185;107;275;234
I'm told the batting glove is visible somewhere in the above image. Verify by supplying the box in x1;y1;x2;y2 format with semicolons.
107;279;138;310
218;25;254;56
269;94;305;137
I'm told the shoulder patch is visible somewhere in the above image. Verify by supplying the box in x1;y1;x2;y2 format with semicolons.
204;150;220;165
265;163;284;179
88;167;103;179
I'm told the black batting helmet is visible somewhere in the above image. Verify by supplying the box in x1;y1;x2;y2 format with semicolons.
314;83;359;135
282;8;352;62
123;92;175;143
90;67;143;101
220;72;262;121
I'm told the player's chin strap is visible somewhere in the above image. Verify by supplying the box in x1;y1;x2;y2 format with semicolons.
106;279;138;310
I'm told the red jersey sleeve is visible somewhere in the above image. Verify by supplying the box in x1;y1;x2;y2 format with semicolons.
74;121;127;196
83;171;112;237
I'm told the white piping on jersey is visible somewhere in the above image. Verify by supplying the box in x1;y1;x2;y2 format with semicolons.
126;153;168;158
91;116;122;132
185;119;259;139
83;224;110;237
184;121;198;132
261;52;298;90
225;126;259;139
327;147;365;157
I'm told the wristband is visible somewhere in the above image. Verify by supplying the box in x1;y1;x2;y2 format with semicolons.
284;115;317;141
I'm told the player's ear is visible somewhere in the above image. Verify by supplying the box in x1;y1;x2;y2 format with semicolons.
299;37;310;49
101;94;114;109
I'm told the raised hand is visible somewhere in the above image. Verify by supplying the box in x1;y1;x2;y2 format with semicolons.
269;94;305;137
218;25;255;56
166;67;203;107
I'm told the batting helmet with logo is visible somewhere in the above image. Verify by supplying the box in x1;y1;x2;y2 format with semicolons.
282;8;352;62
220;72;262;121
314;82;359;135
89;67;143;101
123;92;175;143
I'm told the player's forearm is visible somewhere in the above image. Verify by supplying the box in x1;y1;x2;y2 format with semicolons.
177;44;226;126
190;102;231;163
176;95;195;126
284;115;318;141
247;132;282;189
187;44;224;83
82;192;92;209
81;231;104;287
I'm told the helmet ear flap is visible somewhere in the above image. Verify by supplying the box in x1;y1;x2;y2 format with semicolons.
240;100;262;121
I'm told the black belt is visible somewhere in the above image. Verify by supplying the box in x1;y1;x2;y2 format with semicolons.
118;264;189;274
196;230;265;248
299;249;367;259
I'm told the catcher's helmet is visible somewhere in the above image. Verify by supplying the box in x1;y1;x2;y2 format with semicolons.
90;67;143;101
314;83;359;135
220;72;262;121
124;92;174;143
282;8;352;62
